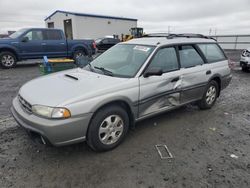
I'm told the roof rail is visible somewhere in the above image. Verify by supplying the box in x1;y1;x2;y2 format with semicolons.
143;33;169;38
167;33;217;41
142;33;217;41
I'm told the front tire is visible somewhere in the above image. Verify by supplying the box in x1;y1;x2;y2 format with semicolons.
198;80;219;110
87;105;129;152
0;51;17;68
242;66;248;72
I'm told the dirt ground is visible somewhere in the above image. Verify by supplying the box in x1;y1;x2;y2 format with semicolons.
0;51;250;188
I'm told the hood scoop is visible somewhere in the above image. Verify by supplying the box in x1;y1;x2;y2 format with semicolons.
64;74;78;81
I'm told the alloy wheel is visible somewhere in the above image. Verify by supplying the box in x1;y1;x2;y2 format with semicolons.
206;86;216;105
98;115;124;145
1;55;15;67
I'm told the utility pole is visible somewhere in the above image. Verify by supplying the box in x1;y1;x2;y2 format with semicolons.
209;28;212;36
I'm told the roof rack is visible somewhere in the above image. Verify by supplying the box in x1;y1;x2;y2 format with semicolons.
142;33;216;41
167;33;217;41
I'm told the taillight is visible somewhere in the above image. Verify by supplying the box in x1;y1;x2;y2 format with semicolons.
93;42;96;49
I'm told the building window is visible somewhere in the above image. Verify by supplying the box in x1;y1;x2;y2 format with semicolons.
47;22;54;28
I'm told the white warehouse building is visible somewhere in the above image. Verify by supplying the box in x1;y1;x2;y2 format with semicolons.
45;10;138;40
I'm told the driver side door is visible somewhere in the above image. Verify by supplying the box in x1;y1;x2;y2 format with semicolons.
138;46;182;118
19;29;45;59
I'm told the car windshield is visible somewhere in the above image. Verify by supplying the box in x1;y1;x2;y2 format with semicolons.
89;44;155;78
9;28;28;39
95;38;103;43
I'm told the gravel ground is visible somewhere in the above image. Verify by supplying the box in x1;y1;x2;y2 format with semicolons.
0;51;250;188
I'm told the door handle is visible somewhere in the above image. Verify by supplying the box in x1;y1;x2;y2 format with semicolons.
41;43;47;45
171;77;180;83
60;43;65;45
206;70;212;75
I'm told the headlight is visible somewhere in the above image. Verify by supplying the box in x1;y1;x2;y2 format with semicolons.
242;50;250;57
32;105;71;119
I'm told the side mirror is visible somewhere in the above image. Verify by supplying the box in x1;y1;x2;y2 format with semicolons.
143;67;163;78
21;37;29;42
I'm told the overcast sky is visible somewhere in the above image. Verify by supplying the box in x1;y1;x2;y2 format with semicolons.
0;0;250;35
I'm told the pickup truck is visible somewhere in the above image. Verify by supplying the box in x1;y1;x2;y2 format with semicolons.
0;28;96;68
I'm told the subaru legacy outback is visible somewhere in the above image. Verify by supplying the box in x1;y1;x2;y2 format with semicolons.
11;34;232;152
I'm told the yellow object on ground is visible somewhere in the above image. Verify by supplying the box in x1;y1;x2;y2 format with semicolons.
48;58;74;63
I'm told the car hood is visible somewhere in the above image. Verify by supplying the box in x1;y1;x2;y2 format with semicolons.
0;38;16;43
19;68;128;107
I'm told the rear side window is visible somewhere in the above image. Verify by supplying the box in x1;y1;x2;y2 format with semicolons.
44;30;63;40
178;45;204;68
148;47;179;73
197;44;226;63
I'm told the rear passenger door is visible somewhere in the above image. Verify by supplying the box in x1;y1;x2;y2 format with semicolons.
139;47;182;117
43;30;67;58
177;45;210;104
196;43;229;84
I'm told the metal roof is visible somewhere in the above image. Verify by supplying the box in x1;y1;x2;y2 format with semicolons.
45;10;138;22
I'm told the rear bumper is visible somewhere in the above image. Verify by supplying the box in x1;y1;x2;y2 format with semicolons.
11;97;92;146
221;74;232;90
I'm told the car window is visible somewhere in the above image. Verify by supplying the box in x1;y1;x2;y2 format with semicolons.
44;30;62;40
90;44;155;78
23;30;43;41
108;39;114;43
178;45;204;68
102;39;109;44
147;47;179;73
95;38;103;43
197;43;226;63
108;38;119;43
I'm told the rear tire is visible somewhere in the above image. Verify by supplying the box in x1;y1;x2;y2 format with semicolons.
87;105;129;152
198;80;219;110
73;49;87;61
0;51;17;68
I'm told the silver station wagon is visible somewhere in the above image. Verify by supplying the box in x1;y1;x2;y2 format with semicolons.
11;34;232;151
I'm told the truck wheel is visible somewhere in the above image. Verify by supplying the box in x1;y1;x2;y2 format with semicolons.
198;80;219;110
87;105;129;152
73;49;86;61
0;51;17;68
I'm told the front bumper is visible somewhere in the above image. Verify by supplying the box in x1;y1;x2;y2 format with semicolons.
240;56;250;67
11;97;93;146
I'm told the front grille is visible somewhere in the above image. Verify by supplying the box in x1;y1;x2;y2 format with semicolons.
18;95;32;114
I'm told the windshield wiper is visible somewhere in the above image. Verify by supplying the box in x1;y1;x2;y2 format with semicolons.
94;66;113;76
86;62;95;72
